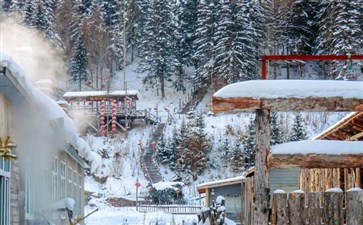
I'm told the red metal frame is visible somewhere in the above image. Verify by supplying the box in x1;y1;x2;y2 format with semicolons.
261;55;363;79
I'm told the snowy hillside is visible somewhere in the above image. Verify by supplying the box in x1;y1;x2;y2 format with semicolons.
81;59;348;212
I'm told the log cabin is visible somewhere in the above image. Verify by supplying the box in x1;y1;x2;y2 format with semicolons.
0;52;97;225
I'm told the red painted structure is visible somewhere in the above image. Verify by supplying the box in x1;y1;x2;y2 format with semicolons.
261;54;363;80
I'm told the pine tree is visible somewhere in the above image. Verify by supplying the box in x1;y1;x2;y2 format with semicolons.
156;133;169;165
285;0;319;55
270;112;284;146
214;0;262;83
242;117;256;168
193;0;220;89
23;0;37;27
69;34;88;91
101;0;120;29
219;137;230;166
230;141;244;173
172;0;199;93
316;0;363;79
138;0;177;99
1;0;17;12
289;114;307;142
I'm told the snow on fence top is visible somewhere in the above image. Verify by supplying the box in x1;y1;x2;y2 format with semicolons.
0;51;100;173
212;80;363;112
268;140;363;168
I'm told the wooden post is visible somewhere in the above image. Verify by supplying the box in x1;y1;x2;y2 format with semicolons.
271;191;288;225
253;109;270;225
346;188;363;225
288;191;306;225
307;192;320;225
323;188;344;225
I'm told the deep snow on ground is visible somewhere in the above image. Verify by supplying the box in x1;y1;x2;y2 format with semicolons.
84;206;197;225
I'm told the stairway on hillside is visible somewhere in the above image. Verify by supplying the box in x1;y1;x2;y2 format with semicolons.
180;88;208;114
140;123;165;184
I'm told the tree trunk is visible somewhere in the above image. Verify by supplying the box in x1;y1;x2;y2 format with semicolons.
253;109;270;225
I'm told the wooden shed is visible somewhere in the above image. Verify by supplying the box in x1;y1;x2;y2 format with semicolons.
63;91;158;134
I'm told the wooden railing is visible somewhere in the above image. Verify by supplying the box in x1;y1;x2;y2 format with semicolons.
271;188;363;225
67;106;159;123
137;205;201;214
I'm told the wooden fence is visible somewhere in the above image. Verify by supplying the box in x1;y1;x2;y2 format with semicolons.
271;188;363;225
137;205;201;214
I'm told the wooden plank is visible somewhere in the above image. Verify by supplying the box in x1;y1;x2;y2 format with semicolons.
307;192;321;225
253;109;270;225
323;189;344;225
288;192;306;225
268;153;363;168
271;192;288;225
346;189;363;225
212;96;363;112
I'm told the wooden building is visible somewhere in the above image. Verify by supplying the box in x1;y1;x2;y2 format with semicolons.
299;112;363;193
63;91;159;134
1;53;94;225
211;80;363;225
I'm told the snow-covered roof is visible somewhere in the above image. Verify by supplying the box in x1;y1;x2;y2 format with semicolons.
197;167;255;190
270;140;363;155
313;112;363;141
0;51;99;172
213;80;363;99
212;80;363;112
197;176;244;190
63;90;139;99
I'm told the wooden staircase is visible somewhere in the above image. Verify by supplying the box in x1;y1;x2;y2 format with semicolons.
140;123;165;183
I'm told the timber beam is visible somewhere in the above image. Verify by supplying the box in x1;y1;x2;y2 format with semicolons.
212;96;363;112
268;153;363;168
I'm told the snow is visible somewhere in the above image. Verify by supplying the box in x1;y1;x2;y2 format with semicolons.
213;80;363;99
347;188;363;192
84;207;197;225
63;90;139;98
216;196;225;205
49;198;75;211
0;51;100;171
271;140;363;155
291;190;305;194
152;181;184;191
197;175;244;189
273;189;286;194
325;188;343;193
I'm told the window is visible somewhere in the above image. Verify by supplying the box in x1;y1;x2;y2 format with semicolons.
73;170;78;215
0;156;11;225
68;167;72;198
78;174;83;216
60;162;66;219
51;157;58;201
60;162;66;199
